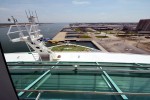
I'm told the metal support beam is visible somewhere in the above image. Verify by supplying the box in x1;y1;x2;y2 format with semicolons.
103;71;128;100
101;74;112;89
19;63;58;97
96;62;128;100
26;73;51;98
9;68;150;73
35;92;41;100
26;64;58;97
18;70;50;96
7;63;150;68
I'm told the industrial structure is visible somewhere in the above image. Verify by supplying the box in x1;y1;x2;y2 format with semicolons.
136;19;150;34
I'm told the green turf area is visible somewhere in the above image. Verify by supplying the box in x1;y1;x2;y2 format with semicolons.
96;36;108;38
94;32;101;34
108;32;116;34
51;45;91;51
79;35;91;38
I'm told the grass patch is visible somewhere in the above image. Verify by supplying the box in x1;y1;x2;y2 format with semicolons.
109;32;116;34
51;45;90;51
94;31;116;34
116;34;127;37
128;32;137;34
96;36;108;38
79;35;91;38
95;32;101;34
75;28;83;33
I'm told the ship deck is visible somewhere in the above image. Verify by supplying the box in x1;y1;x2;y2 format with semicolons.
4;52;150;64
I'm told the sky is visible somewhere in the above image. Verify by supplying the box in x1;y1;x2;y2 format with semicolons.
0;0;150;23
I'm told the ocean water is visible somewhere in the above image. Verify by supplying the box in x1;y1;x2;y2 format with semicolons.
0;23;68;53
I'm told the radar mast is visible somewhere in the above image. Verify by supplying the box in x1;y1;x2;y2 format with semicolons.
7;10;57;61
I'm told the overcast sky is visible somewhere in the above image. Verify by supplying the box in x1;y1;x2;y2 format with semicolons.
0;0;150;23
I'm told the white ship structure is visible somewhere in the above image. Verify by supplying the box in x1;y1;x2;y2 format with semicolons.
4;12;150;64
1;11;150;100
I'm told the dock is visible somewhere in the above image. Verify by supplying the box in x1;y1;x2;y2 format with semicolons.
92;40;108;52
51;31;107;52
52;32;67;41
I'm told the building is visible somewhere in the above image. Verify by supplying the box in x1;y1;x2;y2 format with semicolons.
136;19;150;34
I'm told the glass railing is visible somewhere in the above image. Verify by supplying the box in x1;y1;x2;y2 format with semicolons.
7;61;150;100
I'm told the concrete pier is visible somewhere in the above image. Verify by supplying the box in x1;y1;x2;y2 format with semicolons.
52;32;67;41
92;40;107;52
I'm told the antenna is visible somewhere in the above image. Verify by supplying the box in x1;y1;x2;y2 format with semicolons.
25;10;30;22
25;10;40;23
35;10;40;23
11;16;18;24
32;11;34;16
28;10;32;17
25;10;29;18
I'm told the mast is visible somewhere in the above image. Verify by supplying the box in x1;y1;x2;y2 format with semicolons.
7;11;57;61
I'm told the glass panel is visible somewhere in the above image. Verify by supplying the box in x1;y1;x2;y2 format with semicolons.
127;95;150;100
7;62;150;100
40;92;121;100
110;73;150;93
35;74;111;91
11;73;41;89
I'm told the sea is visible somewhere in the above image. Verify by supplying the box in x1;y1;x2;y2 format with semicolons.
0;23;68;53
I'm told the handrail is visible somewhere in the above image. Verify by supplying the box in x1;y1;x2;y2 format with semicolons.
9;68;150;73
7;63;150;68
16;89;150;96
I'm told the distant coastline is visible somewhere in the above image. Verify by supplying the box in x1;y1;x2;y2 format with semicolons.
0;23;54;27
0;22;138;27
